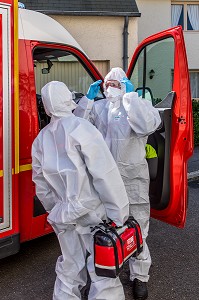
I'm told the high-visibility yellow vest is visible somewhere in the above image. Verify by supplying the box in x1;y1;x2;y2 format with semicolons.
145;144;157;159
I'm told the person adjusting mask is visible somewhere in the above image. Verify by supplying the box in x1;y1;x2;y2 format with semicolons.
74;67;161;300
32;81;129;300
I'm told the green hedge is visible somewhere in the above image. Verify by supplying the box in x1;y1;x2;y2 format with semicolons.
152;98;199;146
192;99;199;146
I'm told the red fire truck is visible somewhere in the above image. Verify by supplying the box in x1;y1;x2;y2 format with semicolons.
0;0;193;259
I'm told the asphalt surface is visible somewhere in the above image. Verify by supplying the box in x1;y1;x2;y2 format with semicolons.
0;178;199;300
188;146;199;174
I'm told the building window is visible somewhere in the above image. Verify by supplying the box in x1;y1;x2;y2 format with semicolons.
190;71;199;99
171;4;184;28
171;3;199;30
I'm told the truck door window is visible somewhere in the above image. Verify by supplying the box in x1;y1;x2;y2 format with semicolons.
130;37;174;106
33;47;104;129
129;37;175;210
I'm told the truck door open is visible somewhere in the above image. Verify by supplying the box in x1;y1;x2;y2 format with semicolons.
127;26;193;228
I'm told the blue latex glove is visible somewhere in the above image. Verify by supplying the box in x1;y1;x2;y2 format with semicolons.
86;80;102;100
137;89;142;97
120;77;134;93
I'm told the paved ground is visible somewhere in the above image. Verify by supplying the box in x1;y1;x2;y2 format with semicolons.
188;146;199;174
0;178;199;300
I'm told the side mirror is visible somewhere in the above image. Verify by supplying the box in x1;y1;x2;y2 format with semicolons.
41;59;53;75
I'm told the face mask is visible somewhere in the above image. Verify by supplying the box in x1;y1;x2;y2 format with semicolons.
106;86;122;98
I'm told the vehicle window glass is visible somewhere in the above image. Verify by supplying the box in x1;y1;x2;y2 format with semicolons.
130;37;174;106
33;47;104;129
33;47;103;99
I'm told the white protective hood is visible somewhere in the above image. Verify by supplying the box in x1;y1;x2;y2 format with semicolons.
41;81;77;117
104;67;127;101
104;67;126;83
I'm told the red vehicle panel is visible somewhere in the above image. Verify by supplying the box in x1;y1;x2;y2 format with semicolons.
127;26;193;228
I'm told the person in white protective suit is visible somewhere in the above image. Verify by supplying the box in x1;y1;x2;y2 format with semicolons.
74;67;161;300
31;81;129;300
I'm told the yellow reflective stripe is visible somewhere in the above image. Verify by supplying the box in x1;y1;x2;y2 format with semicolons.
14;0;19;174
19;164;32;172
0;164;32;177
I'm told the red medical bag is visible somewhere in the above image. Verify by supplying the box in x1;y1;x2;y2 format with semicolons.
93;217;143;278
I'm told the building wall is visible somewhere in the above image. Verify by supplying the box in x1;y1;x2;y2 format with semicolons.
184;32;199;69
50;15;138;72
136;0;199;70
136;0;171;43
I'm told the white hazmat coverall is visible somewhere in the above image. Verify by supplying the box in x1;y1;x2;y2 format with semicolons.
74;67;161;283
31;81;129;300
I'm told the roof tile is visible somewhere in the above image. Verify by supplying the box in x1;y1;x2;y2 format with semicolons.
21;0;140;16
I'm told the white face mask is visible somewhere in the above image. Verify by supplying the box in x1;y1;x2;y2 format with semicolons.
106;86;122;99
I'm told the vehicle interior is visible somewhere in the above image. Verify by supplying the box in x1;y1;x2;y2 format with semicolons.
33;47;104;129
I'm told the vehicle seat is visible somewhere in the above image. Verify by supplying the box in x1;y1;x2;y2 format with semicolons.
36;94;50;129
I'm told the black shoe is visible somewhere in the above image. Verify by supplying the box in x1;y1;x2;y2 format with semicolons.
132;278;148;300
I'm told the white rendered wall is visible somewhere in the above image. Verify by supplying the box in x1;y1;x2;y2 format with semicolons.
50;15;138;71
184;32;199;69
136;0;199;70
136;0;171;43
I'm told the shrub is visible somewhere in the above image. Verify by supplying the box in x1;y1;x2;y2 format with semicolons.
192;99;199;146
153;98;199;146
